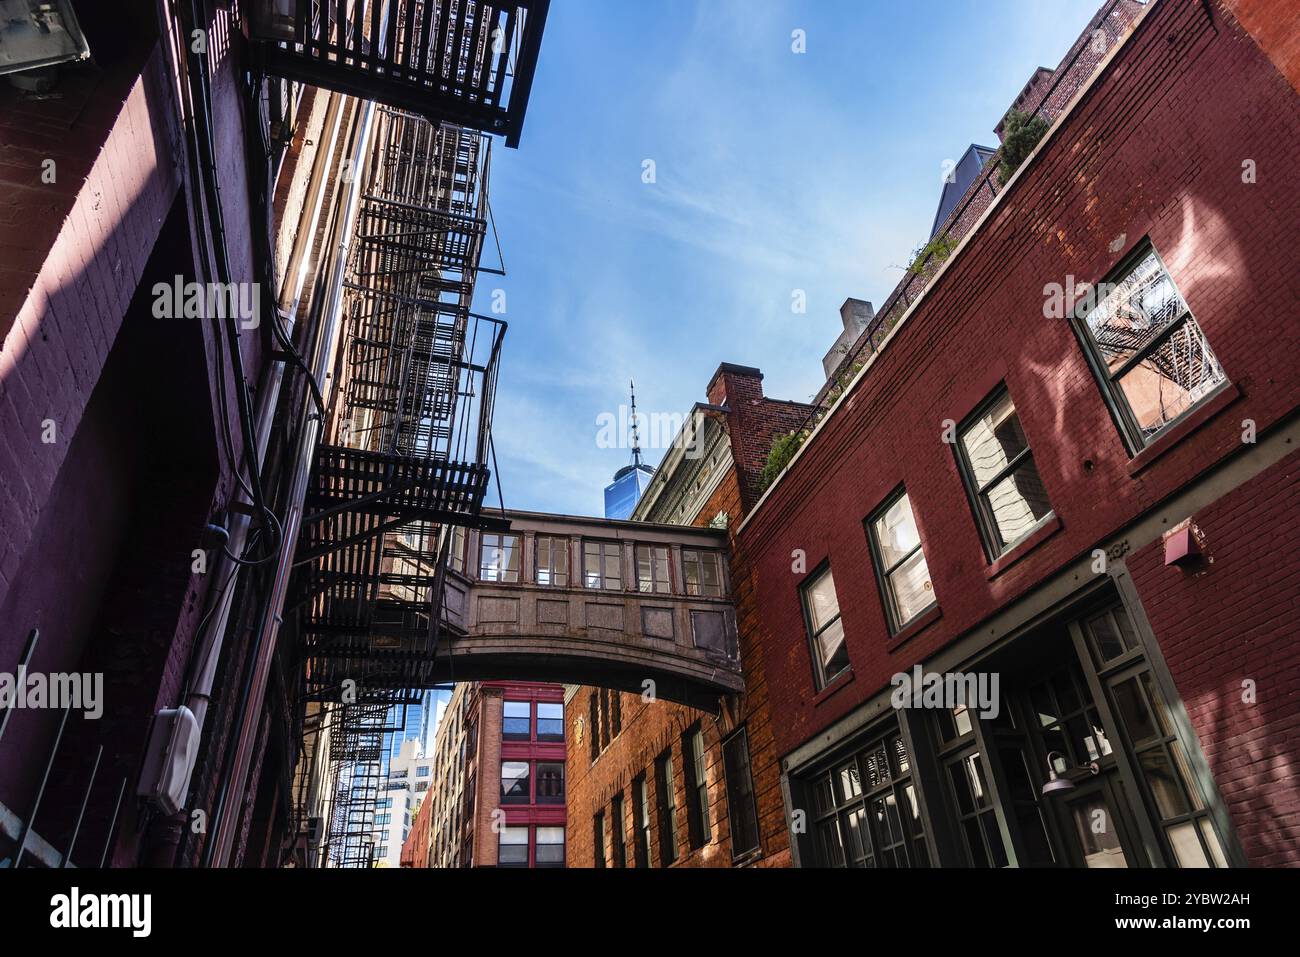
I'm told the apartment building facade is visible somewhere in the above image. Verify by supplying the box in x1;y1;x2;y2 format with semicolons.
566;364;814;868
403;681;566;868
741;0;1300;868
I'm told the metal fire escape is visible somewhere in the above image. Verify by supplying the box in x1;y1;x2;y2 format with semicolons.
297;108;505;700
298;111;504;864
251;0;549;866
251;0;548;147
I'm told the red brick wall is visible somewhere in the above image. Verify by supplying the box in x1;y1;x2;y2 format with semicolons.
1128;448;1300;866
740;0;1300;831
1224;0;1300;91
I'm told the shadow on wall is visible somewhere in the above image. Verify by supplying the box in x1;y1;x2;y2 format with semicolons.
0;195;221;867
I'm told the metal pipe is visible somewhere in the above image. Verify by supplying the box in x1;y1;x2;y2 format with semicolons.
183;92;346;734
208;94;378;868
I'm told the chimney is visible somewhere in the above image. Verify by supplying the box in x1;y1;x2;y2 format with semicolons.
707;363;764;408
822;298;875;379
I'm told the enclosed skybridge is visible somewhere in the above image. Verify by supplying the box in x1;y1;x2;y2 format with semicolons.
432;512;743;713
250;0;549;147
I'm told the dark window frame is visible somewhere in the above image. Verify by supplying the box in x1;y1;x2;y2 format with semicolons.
682;724;711;849
633;773;651;868
610;793;627;868
1069;240;1229;456
536;761;565;804
953;385;1053;561
499;760;530;805
593;811;607;868
502;699;531;741
654;750;679;866
799;562;850;690
536;700;564;742
722;726;761;859
865;485;938;635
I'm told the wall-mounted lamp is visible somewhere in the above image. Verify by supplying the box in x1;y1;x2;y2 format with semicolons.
1040;751;1100;795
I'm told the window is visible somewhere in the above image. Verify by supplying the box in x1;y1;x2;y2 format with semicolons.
479;533;521;582
610;794;627;868
537;701;563;741
530;827;561;868
1074;244;1227;451
376;814;391;826
801;565;849;688
654;750;678;866
416;766;429;777
498;826;529;867
537;762;565;803
446;525;467;573
590;688;621;760
634;774;651;868
1081;606;1228;867
806;726;929;868
682;549;724;597
683;726;711;849
583;540;622;589
593;812;607;868
867;489;937;634
636;544;671;593
957;388;1053;558
722;727;760;858
376;845;387;858
500;761;530;804
536;535;569;586
503;700;530;740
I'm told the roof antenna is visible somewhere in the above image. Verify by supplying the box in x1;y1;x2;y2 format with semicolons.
629;378;643;468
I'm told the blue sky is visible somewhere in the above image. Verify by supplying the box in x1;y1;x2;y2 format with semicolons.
476;0;1108;517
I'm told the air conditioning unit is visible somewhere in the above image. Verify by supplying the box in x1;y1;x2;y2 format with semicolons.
0;1;91;77
303;816;324;846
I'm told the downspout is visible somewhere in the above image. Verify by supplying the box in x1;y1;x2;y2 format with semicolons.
206;95;377;867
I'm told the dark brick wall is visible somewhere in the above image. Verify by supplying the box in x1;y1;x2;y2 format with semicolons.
740;0;1300;863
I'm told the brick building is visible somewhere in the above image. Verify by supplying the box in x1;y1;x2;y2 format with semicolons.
0;0;549;869
738;0;1300;868
403;681;567;868
566;364;814;868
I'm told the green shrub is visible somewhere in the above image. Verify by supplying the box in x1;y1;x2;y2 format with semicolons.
996;109;1050;185
759;430;809;492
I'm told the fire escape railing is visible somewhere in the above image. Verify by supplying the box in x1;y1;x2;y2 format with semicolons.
296;108;503;704
294;109;508;863
251;0;550;147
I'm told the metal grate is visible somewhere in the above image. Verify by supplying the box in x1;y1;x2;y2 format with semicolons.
251;0;550;147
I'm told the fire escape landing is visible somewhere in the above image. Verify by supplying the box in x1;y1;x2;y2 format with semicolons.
250;0;549;147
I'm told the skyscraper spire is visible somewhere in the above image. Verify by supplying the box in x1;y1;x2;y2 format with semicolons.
629;378;643;468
